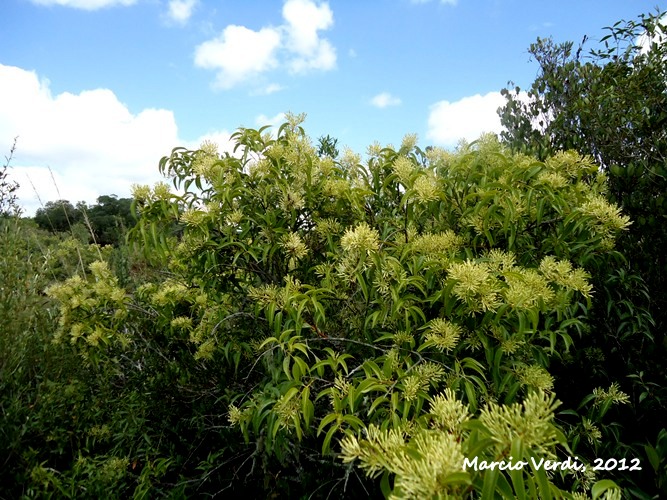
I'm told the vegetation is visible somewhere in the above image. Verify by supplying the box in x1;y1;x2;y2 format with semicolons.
1;137;20;217
34;195;136;247
499;10;667;497
1;9;666;499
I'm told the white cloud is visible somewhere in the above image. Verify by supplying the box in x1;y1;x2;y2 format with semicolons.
426;91;505;146
282;0;336;73
30;0;136;9
0;64;231;215
166;0;197;24
370;92;402;108
194;25;282;90
250;83;285;96
255;112;286;129
410;0;457;5
194;0;336;90
181;130;234;154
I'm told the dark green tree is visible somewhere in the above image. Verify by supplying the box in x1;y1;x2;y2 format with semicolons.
86;195;135;246
34;200;82;233
499;11;667;309
499;11;667;495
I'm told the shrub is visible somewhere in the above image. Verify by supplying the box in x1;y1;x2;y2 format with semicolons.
41;114;639;497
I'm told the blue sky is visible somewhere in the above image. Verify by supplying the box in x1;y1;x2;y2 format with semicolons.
0;0;661;214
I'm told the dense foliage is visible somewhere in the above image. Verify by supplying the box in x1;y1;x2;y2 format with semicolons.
35;195;136;246
499;11;667;496
2;112;651;498
2;10;666;498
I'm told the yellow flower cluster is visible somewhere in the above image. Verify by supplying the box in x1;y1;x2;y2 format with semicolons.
274;392;301;432
130;183;151;202
279;188;306;212
414;361;446;386
504;269;555;310
391;431;465;498
392;156;415;186
424;146;451;168
424;318;461;352
448;260;502;312
227;404;243;426
479;390;561;456
366;141;383;159
400;133;418;152
171;316;193;330
340;148;362;171
579;194;632;246
334;375;351;397
314;218;343;239
545;150;598;179
194;338;216;360
413;173;440;203
248;157;271;179
152;181;172;201
99;457;130;483
582;417;603;445
537;171;569;189
225;208;244;226
340;425;466;498
282;232;308;259
401;375;429;402
429;388;470;435
248;284;283;308
485;249;516;272
180;209;208;227
592;382;631;407
341;222;380;254
516;364;554;392
46;261;128;347
150;280;190;307
192;140;220;180
393;330;414;346
539;256;593;298
411;231;463;257
339;425;407;478
323;178;350;199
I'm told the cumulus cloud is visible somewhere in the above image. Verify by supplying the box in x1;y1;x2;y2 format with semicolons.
370;92;402;108
282;0;336;73
166;0;197;24
0;64;231;215
194;0;336;90
30;0;136;9
426;91;505;147
194;25;282;90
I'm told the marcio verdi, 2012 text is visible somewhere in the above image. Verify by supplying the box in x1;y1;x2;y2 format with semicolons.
463;456;642;473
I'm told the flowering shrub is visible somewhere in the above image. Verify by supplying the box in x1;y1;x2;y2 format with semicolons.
46;114;632;497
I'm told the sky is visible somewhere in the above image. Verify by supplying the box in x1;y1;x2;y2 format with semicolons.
0;0;662;215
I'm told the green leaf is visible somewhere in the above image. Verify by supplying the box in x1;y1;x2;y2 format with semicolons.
322;424;339;455
317;413;340;435
591;479;620;499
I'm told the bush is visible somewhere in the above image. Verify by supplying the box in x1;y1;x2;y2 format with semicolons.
36;114;641;497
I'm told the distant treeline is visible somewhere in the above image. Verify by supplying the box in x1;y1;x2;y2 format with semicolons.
33;195;136;246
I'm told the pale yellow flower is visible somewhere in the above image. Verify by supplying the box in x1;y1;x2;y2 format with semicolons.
413;173;440;202
424;318;461;352
341;222;380;254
